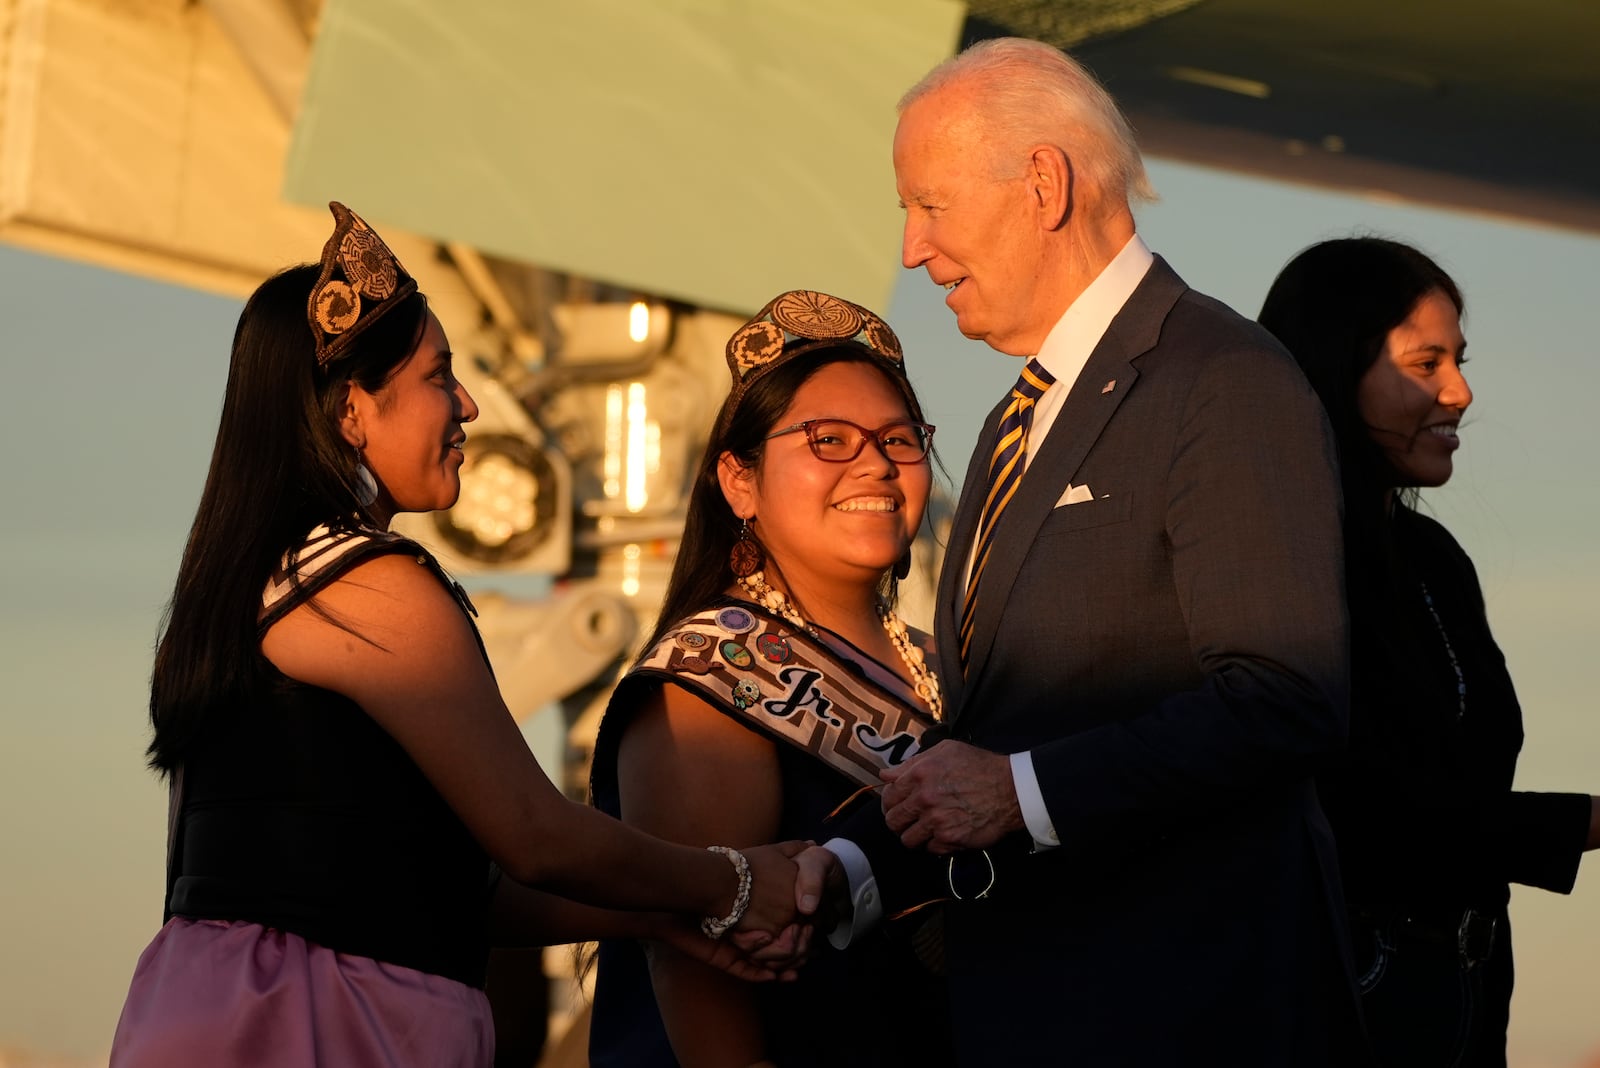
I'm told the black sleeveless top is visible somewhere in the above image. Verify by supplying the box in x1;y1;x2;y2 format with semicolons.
166;525;495;988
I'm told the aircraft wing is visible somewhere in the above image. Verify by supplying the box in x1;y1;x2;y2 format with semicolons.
969;0;1600;234
4;0;1596;310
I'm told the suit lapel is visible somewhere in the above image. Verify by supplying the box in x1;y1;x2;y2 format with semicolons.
953;258;1188;718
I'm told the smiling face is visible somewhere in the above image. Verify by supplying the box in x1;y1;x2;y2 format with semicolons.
343;310;479;524
895;86;1055;356
719;360;931;596
1356;289;1472;488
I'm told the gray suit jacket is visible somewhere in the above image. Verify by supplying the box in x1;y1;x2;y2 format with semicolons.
909;258;1363;1064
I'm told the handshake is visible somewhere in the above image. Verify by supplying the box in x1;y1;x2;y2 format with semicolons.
665;738;1021;980
656;841;845;982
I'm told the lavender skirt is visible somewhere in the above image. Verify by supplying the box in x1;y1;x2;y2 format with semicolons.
110;918;493;1067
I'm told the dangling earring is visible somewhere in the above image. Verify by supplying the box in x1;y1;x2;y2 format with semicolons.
893;549;912;582
354;449;378;507
729;518;764;578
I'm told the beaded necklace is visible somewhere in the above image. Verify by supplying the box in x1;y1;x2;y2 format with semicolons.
736;570;943;721
1418;580;1466;720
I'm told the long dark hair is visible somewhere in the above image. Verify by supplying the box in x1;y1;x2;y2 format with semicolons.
641;345;931;656
1258;237;1464;603
147;264;429;773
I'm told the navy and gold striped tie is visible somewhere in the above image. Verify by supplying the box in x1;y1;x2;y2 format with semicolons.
959;359;1056;669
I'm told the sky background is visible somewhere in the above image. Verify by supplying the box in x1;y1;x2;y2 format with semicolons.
2;157;1598;1064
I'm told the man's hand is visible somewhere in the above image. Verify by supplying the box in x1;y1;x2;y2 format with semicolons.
723;840;840;973
727;843;845;963
880;741;1024;853
791;843;843;917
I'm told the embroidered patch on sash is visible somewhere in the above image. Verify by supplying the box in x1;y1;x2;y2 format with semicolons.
719;641;754;669
633;605;935;787
715;606;757;634
678;653;715;676
757;633;791;664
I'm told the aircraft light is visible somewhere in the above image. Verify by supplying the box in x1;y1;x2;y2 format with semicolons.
433;433;560;564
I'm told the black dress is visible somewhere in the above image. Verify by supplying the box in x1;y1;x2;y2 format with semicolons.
587;601;952;1068
169;524;495;986
1319;507;1589;1068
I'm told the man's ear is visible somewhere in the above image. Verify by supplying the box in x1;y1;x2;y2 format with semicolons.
1028;144;1072;230
716;451;757;519
336;381;366;450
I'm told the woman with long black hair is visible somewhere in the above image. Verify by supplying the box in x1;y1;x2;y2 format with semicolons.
589;290;952;1068
1260;236;1600;1068
110;205;823;1067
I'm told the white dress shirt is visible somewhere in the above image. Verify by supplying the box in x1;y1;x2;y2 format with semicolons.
1003;234;1154;849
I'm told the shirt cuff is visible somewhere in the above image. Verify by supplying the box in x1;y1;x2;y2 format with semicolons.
1011;750;1060;850
820;837;883;949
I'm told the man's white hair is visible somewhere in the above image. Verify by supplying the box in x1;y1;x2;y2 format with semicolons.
899;37;1157;205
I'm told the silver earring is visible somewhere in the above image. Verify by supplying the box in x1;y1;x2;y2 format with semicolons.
354;450;378;507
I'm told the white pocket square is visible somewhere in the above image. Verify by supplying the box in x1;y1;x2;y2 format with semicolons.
1056;483;1096;506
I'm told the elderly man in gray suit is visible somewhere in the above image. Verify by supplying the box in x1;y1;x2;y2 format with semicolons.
822;37;1368;1066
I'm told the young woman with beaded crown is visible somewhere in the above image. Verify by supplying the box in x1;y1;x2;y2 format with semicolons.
110;206;829;1068
588;289;954;1068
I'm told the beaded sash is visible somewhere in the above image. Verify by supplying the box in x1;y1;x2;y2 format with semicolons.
631;602;937;787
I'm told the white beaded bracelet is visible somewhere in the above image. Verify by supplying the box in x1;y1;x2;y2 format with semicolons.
701;845;753;939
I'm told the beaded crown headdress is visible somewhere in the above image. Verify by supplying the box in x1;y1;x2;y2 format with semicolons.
720;289;907;429
306;201;419;368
